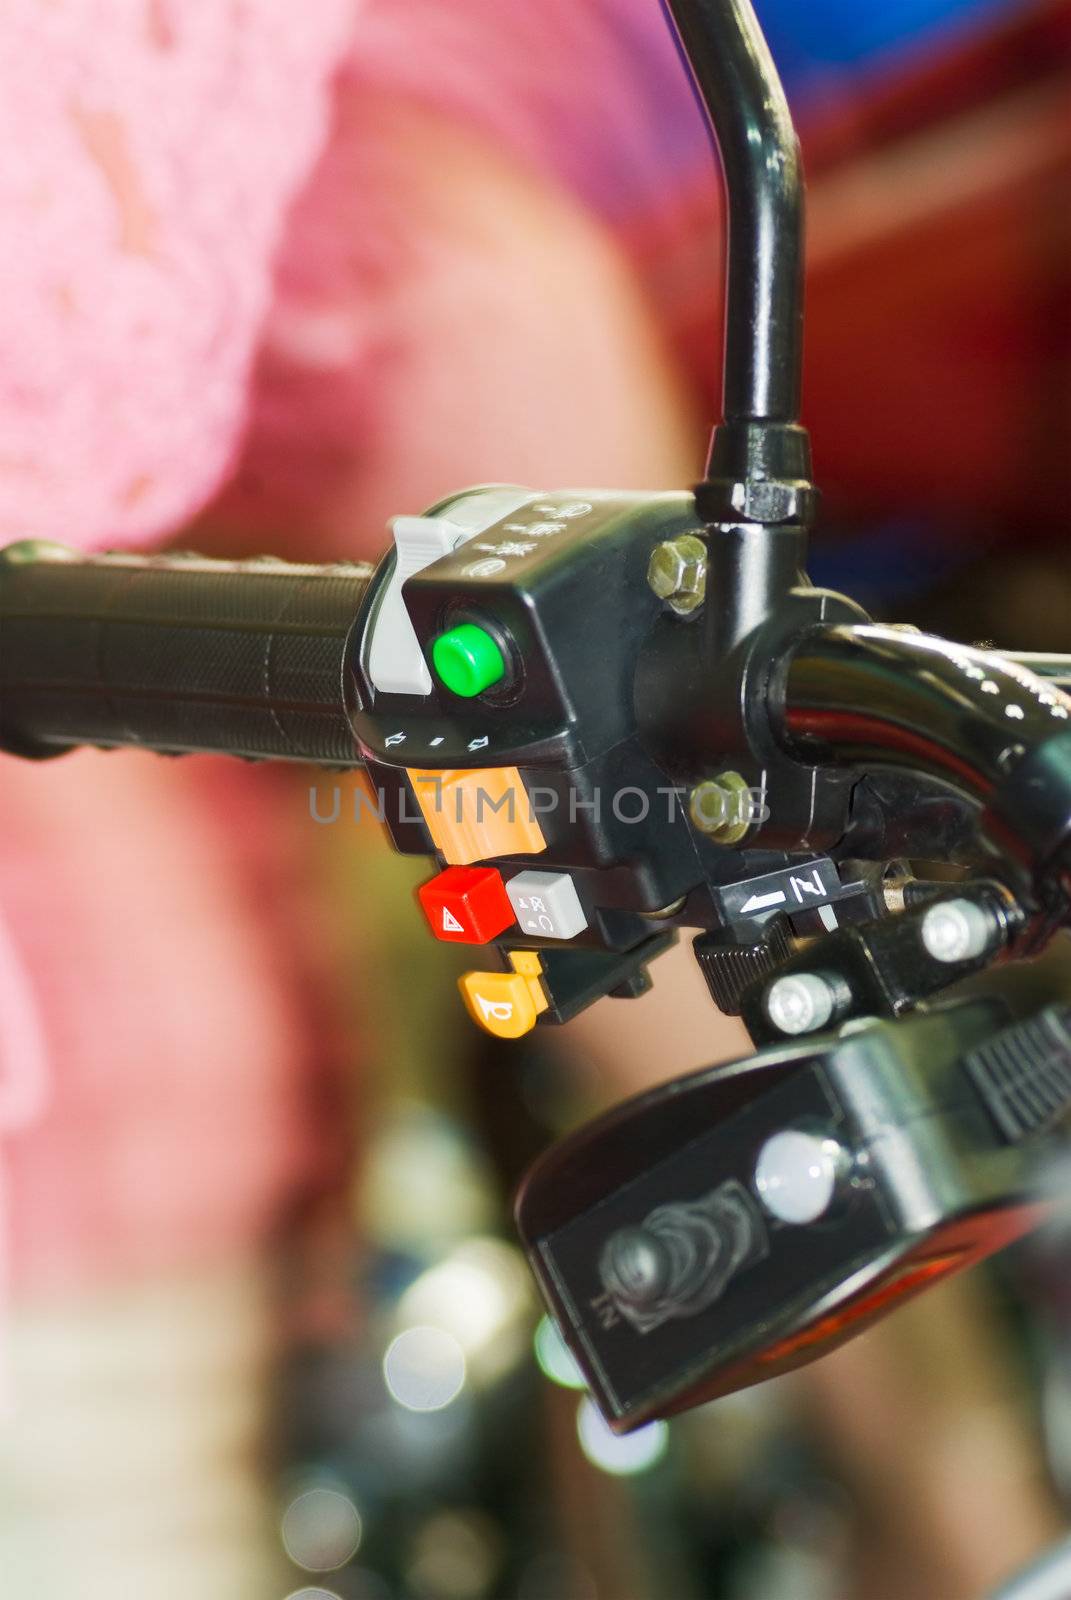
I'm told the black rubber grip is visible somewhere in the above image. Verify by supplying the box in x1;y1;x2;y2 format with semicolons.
0;542;373;766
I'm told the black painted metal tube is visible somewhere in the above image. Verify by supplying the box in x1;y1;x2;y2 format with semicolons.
1006;653;1071;692
780;625;1070;796
778;624;1071;876
662;0;805;425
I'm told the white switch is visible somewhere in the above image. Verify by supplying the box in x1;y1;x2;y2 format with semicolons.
506;871;588;940
366;489;536;698
367;516;462;698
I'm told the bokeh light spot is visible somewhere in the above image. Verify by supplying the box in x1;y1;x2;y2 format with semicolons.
384;1325;467;1412
533;1315;586;1390
397;1238;533;1387
576;1396;668;1475
282;1486;362;1573
407;1509;503;1600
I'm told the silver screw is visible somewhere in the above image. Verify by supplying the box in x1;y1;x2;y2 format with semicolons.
689;771;751;844
647;534;707;615
766;973;837;1036
921;898;996;964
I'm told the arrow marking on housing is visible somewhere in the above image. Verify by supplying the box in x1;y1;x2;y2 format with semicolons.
740;889;787;914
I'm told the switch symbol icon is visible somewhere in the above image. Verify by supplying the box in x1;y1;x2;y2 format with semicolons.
442;907;465;934
476;995;514;1024
790;869;826;901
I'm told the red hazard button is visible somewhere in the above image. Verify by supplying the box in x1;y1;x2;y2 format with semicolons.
417;865;517;945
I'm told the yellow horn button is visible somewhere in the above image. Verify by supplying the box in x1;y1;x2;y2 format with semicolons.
459;952;548;1039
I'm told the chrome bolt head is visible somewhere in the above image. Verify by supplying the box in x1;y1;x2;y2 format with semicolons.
647;535;707;615
689;770;751;844
921;898;995;964
765;973;837;1036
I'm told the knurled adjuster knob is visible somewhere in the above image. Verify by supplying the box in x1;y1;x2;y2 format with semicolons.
693;917;793;1016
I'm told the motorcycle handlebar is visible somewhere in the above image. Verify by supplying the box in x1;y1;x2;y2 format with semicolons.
5;549;1071;888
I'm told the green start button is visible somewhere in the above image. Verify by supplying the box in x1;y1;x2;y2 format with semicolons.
431;623;506;698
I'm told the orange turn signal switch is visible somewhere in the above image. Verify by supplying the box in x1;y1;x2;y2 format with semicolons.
406;766;546;867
